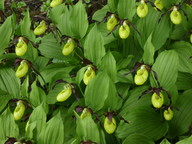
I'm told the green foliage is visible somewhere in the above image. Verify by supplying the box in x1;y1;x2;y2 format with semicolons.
0;108;19;143
0;0;192;143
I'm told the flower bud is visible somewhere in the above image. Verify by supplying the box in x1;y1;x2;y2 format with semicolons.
119;21;130;39
15;60;29;78
34;20;47;35
104;117;116;134
170;7;182;25
107;14;118;31
83;66;95;85
154;0;164;10
164;107;173;121
134;65;148;85
56;84;72;102
15;37;28;56
137;0;148;18
80;108;92;119
151;92;164;108
13;101;26;121
62;38;75;56
50;0;63;8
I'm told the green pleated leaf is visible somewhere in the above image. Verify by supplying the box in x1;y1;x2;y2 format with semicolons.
99;51;117;81
162;0;177;9
56;107;76;143
40;64;74;84
84;24;106;65
168;89;192;138
97;22;116;45
23;43;38;62
170;41;192;74
0;15;14;54
84;71;109;111
123;134;155;144
0;67;20;98
20;75;29;98
103;77;122;111
152;14;171;50
28;104;47;139
108;0;118;12
92;5;109;22
20;9;35;42
29;81;47;107
176;136;192;144
117;69;133;84
34;56;49;71
0;0;4;10
47;83;64;104
150;50;179;89
75;66;88;85
170;25;186;40
56;6;73;36
38;112;64;144
116;55;133;70
160;139;171;144
0;92;11;113
38;33;64;60
117;0;136;20
176;72;192;90
49;3;66;23
117;87;167;141
120;86;151;117
75;112;100;143
116;83;130;99
116;106;168;141
26;121;36;139
136;7;160;48
143;34;155;65
0;108;19;142
70;1;88;38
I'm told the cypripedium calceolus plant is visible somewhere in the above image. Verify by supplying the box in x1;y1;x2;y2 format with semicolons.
34;20;47;35
104;116;117;134
163;107;173;121
56;84;72;102
102;13;141;38
159;3;188;25
137;0;148;18
13;100;26;121
106;14;118;31
170;6;182;25
139;87;172;109
154;0;164;10
15;37;28;56
15;60;29;78
80;108;92;119
119;21;130;39
83;66;96;85
62;38;75;56
134;65;149;85
1;0;192;143
151;92;164;108
50;0;63;8
103;112;129;134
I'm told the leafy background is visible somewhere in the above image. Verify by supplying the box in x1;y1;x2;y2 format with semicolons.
0;0;192;144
